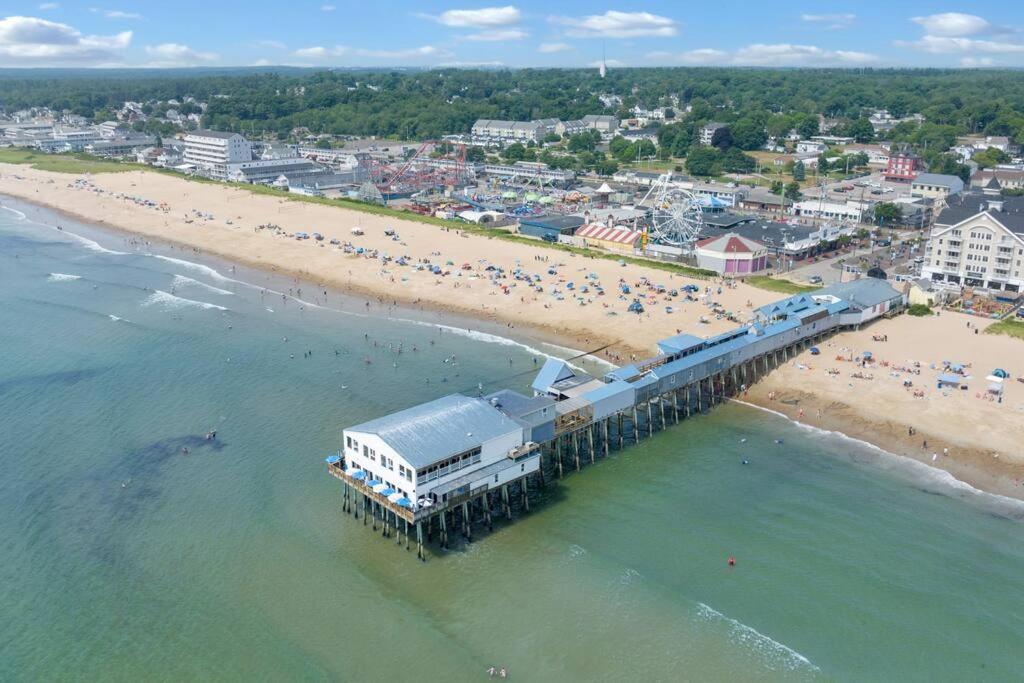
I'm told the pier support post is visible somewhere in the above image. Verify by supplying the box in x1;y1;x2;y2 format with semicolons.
484;492;493;531
659;395;666;429
603;418;610;457
697;381;703;413
501;484;511;520
416;521;424;561
404;518;409;549
673;390;680;424
618;413;624;448
572;431;581;471
521;479;530;512
556;437;564;478
462;502;472;542
439;510;448;549
632;406;640;442
589;424;596;464
646;401;653;436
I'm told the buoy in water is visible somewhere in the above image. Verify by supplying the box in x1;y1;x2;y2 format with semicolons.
728;556;736;567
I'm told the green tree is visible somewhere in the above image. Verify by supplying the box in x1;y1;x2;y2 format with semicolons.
502;143;527;161
844;117;875;143
710;126;733;151
792;160;806;181
686;145;721;176
973;146;1010;168
465;145;485;162
874;202;902;226
730;118;767;150
770;180;784;195
721;147;756;173
798;116;819;139
543;132;562;143
784;182;802;200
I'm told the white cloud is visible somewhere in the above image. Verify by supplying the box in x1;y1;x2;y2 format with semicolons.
321;4;335;11
553;10;677;38
38;3;59;10
647;48;728;65
0;15;131;64
961;56;996;67
538;42;571;53
647;43;878;66
89;8;142;20
292;44;451;62
431;6;521;28
800;13;855;29
900;35;1024;54
463;28;526;41
733;43;878;65
144;42;218;66
911;13;991;37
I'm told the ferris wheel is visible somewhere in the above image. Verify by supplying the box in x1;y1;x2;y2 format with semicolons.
640;173;704;248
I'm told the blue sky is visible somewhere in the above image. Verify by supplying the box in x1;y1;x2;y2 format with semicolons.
1;2;1023;69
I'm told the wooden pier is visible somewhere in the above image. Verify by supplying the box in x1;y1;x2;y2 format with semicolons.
327;329;835;561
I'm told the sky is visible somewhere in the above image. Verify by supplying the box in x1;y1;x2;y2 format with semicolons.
1;2;1023;69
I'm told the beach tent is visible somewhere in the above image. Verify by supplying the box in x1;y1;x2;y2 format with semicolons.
937;373;966;388
810;347;820;355
992;368;1010;378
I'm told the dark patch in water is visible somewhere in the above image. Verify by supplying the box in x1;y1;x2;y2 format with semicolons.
0;366;107;395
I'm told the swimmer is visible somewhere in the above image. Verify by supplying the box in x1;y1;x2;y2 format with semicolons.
741;459;749;465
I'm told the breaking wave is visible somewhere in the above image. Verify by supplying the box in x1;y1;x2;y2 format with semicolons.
151;255;233;283
1;205;27;220
47;273;82;282
171;275;234;296
695;602;818;673
142;290;228;312
61;229;129;255
731;398;1024;519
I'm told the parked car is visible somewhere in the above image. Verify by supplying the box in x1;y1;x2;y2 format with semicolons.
808;275;823;285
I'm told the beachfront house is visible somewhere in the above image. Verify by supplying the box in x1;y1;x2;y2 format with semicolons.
183;130;253;180
341;394;541;508
922;193;1024;294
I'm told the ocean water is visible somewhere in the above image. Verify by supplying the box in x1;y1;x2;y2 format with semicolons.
3;197;1024;682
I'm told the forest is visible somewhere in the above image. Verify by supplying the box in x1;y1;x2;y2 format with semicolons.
2;67;1024;143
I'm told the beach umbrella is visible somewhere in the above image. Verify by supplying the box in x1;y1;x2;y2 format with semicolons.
993;368;1010;378
863;351;873;358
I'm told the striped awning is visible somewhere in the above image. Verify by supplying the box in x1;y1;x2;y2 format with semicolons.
576;223;641;245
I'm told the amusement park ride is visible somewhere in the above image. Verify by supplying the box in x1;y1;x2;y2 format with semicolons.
638;172;704;252
357;140;473;203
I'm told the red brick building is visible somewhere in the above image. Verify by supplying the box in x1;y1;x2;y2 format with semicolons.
884;150;921;182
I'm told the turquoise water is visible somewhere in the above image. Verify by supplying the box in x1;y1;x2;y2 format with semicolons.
3;197;1024;682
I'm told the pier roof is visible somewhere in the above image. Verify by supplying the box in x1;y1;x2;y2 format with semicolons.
531;358;577;394
347;394;520;468
815;279;902;311
657;333;705;355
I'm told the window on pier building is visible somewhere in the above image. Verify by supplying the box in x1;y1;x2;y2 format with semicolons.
346;436;353;449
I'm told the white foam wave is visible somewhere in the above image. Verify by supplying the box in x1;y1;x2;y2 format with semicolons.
696;602;818;673
730;398;1024;516
151;255;233;283
142;290;228;312
47;273;82;282
1;205;27;220
108;314;125;322
61;228;128;255
171;275;234;296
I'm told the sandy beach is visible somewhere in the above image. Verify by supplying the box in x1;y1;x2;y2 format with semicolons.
3;163;1022;498
0;165;778;362
744;312;1024;499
